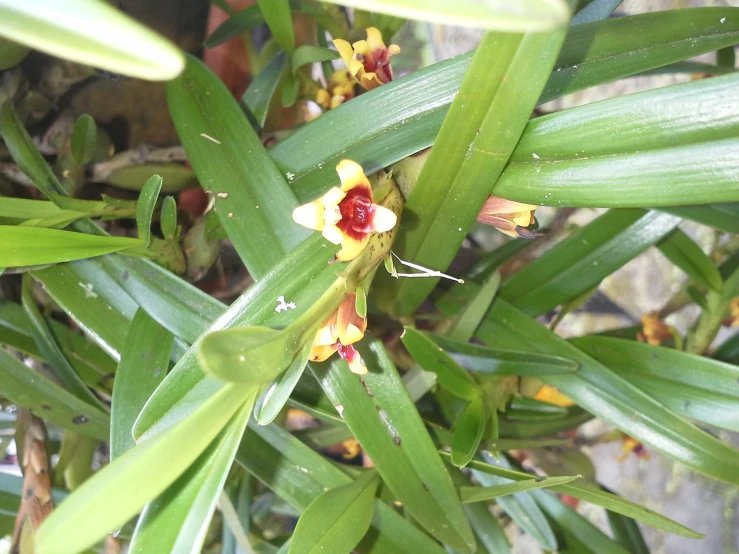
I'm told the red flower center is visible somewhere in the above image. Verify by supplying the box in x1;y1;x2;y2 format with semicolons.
337;185;376;240
336;342;360;363
364;48;394;84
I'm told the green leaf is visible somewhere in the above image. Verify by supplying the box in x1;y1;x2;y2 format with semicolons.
447;270;500;342
659;203;739;235
376;28;568;316
0;36;28;70
133;236;341;440
0;225;143;267
167;55;308;279
128;403;252;554
255;341;311;425
31;260;136;360
497;71;739;207
276;8;739;205
571;0;622;24
237;422;448;554
198;326;299;384
463;452;702;538
469;457;558;551
603;487;650;554
0;102;66;199
447;470;511;553
572;336;739;400
312;337;476;553
422;332;579;375
0;347;109;440
500;210;680;316
532;490;631;554
88;254;223;345
257;0;295;53
571;336;739;431
70;114;97;166
136;175;163;247
0;0;184;80
460;474;582;503
0;197;72;221
656;229;723;291
242;51;288;131
400;327;480;400
21;274;106;410
316;0;570;31
0;299;116;391
290;470;379;554
35;384;255;554
281;73;300;107
451;396;486;467
477;298;739;486
110;309;173;460
291;45;338;73
160;196;178;241
205;2;345;49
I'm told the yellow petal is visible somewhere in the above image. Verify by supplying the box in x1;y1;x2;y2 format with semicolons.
322;186;346;209
359;72;383;90
292;200;325;231
388;44;401;56
316;89;330;110
340;323;365;345
351;39;371;57
330;95;346;109
347;356;368;375
533;385;574;407
511;211;534;227
335;233;370;261
314;324;338;347
310;344;337;362
333;39;354;70
336;159;370;192
322;223;343;245
365;27;385;51
369;204;397;233
348;57;365;78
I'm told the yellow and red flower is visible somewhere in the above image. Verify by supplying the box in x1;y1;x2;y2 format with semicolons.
310;293;368;374
316;69;356;110
333;27;400;91
637;312;675;346
292;159;397;261
618;435;650;462
477;196;540;238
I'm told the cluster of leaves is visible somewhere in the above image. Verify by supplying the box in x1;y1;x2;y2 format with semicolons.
0;0;739;553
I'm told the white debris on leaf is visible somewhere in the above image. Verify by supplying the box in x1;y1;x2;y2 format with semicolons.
286;172;295;181
532;153;540;159
275;295;297;313
78;282;98;299
216;192;229;199
200;133;221;144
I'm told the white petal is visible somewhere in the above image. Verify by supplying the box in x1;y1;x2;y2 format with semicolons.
292;200;324;231
370;205;397;233
322;224;343;245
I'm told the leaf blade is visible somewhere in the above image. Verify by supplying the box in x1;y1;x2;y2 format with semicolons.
290;471;379;554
